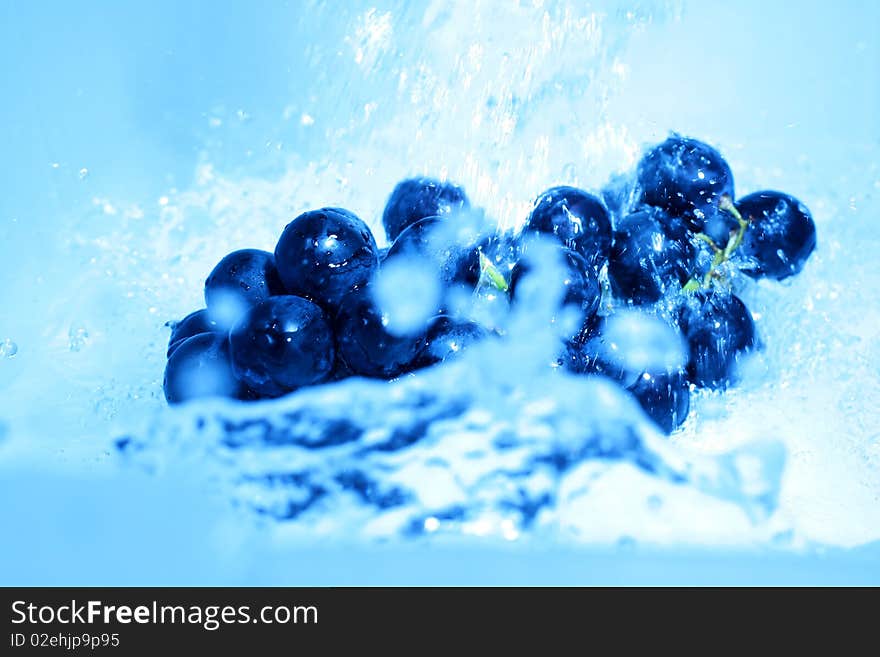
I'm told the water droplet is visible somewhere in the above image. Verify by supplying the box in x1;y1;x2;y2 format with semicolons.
0;339;18;358
616;535;637;550
69;326;89;352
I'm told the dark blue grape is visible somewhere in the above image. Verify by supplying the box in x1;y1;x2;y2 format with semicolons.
628;368;690;434
275;207;379;311
637;135;734;232
555;338;594;374
384;216;482;289
736;191;816;280
420;315;490;366
608;207;696;305
524;186;612;268
333;289;428;379
382;177;470;243
163;333;244;404
563;324;690;434
569;333;628;382
509;247;601;337
699;205;740;247
166;309;219;357
328;356;356;383
228;296;335;398
204;249;284;326
677;290;756;389
600;171;638;224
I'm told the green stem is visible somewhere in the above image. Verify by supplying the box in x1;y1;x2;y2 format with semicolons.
693;232;721;254
719;193;749;258
685;193;751;293
479;251;509;292
719;193;746;225
702;249;726;287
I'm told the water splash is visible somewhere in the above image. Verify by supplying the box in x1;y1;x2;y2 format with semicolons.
118;341;785;543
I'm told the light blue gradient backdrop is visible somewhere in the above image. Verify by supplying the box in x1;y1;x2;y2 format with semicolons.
1;1;878;584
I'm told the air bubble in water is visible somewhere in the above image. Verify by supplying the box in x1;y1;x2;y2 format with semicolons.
69;326;89;352
0;339;17;358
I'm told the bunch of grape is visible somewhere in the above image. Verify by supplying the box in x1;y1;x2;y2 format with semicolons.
163;134;816;435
